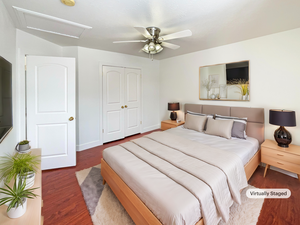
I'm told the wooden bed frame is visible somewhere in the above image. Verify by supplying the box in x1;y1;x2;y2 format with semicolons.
101;149;261;225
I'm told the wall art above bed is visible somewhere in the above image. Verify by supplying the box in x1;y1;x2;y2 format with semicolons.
199;61;250;101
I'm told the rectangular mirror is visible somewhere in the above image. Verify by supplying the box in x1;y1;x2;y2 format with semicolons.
0;56;13;143
199;61;249;101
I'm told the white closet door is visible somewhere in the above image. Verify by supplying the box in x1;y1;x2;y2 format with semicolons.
103;66;125;143
124;68;141;137
26;56;76;170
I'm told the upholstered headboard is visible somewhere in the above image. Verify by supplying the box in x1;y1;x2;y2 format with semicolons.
184;104;265;145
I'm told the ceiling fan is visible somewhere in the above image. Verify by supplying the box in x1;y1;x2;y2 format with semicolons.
113;27;192;56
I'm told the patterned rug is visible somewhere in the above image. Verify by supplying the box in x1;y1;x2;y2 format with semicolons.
76;164;264;225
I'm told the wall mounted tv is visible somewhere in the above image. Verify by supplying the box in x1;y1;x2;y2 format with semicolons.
0;56;13;143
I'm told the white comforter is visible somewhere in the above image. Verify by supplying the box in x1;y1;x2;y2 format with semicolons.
166;126;259;165
103;131;248;225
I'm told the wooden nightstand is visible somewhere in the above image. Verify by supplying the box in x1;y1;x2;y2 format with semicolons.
161;120;185;131
261;139;300;181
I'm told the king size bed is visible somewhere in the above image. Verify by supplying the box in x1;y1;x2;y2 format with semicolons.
101;104;264;225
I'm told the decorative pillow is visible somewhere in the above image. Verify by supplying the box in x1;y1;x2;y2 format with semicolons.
215;114;247;139
184;113;207;132
205;118;234;139
186;111;213;130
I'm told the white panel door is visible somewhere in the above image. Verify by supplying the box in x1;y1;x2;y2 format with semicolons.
103;66;124;143
26;56;76;170
124;68;141;137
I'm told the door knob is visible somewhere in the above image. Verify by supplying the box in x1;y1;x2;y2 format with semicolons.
69;117;74;121
125;105;127;108
121;106;124;109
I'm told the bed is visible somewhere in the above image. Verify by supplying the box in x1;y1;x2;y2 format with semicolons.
101;104;264;225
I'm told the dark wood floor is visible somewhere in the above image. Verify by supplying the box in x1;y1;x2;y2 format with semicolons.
42;131;300;225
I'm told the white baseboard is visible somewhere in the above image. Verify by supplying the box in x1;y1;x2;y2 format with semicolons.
142;124;160;133
76;140;103;151
261;163;298;178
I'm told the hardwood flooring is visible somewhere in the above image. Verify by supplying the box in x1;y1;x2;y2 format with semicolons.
249;167;300;225
42;131;300;225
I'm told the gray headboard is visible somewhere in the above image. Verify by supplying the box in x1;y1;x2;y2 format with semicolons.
184;104;265;145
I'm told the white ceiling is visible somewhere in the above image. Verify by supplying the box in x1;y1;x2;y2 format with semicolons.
3;0;300;60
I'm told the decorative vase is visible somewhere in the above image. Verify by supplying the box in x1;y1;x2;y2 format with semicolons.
242;93;249;100
15;142;31;153
7;198;27;219
17;172;35;189
207;90;210;99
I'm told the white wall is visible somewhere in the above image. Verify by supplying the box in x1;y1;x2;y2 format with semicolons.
16;29;63;140
0;1;16;156
76;47;160;151
160;28;300;146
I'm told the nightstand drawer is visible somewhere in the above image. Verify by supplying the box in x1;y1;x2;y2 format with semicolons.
262;155;300;174
262;147;300;164
161;123;175;131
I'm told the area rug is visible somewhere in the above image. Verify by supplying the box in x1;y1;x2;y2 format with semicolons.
76;165;264;225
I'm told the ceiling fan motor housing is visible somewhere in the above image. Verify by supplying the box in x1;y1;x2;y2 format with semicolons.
146;27;161;40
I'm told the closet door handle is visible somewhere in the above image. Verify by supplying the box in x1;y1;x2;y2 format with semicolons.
121;106;124;109
125;105;127;108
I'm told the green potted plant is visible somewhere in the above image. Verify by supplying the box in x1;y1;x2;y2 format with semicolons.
0;179;38;218
15;140;30;153
0;153;40;189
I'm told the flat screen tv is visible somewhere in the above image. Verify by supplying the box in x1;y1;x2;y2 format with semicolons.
0;56;13;143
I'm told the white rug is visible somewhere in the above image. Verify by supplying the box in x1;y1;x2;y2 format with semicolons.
76;165;264;225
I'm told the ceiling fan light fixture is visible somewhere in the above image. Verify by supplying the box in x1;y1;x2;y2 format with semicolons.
142;44;149;53
156;47;163;53
155;44;162;51
143;44;149;50
148;42;155;51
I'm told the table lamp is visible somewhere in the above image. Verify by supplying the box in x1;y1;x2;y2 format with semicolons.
269;109;296;147
168;102;180;121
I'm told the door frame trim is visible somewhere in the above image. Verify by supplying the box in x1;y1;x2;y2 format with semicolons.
99;62;143;144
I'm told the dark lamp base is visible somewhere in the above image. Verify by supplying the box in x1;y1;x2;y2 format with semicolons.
170;111;177;121
274;126;292;148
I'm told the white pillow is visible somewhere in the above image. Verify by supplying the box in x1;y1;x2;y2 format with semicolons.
205;118;234;139
215;114;247;139
186;111;213;130
184;113;207;132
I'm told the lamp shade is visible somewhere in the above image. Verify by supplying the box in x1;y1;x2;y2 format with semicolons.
269;109;296;127
168;102;180;111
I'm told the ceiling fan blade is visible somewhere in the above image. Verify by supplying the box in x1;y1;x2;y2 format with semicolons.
159;30;192;41
113;40;147;43
134;26;152;38
161;42;180;50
